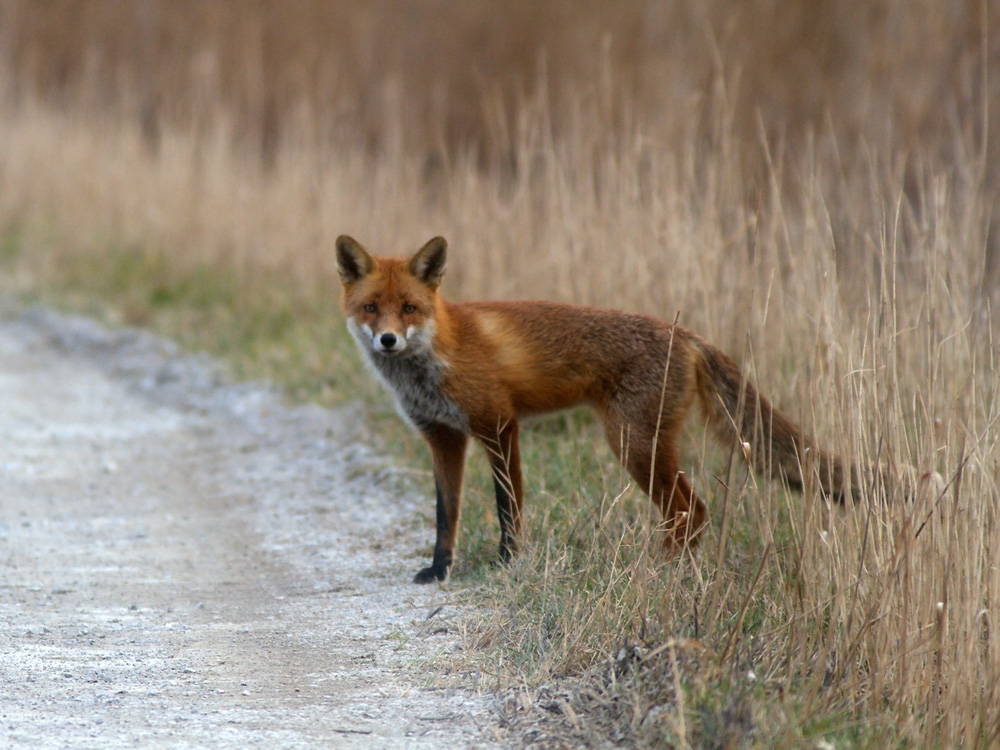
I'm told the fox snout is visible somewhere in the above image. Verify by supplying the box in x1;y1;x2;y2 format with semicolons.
375;330;405;353
355;322;408;354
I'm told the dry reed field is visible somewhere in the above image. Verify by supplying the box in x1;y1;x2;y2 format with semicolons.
2;1;999;747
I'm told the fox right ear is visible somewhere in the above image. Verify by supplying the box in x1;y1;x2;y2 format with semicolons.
336;235;376;285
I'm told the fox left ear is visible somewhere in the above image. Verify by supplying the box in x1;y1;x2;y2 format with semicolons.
409;237;448;289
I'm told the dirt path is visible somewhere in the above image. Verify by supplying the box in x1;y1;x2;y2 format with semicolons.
0;306;502;748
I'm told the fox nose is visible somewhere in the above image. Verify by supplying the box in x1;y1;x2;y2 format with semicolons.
379;332;398;349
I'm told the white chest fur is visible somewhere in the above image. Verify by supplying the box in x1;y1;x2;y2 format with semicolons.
347;318;469;433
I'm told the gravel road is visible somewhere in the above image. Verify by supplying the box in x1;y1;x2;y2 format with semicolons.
0;305;502;748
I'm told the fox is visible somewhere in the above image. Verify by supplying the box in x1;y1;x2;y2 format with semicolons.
336;235;862;584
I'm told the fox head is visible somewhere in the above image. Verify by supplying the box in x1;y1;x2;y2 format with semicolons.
336;235;446;358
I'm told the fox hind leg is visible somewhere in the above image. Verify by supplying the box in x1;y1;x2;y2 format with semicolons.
647;441;708;550
604;417;708;551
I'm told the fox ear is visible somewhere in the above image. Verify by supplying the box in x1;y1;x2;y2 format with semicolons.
409;237;448;289
336;235;376;285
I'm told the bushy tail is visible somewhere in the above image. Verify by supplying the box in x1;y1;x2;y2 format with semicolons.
691;337;859;501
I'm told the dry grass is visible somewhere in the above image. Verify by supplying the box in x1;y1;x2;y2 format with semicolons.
3;1;998;171
2;2;999;747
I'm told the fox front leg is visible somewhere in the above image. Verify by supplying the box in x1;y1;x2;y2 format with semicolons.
482;420;524;564
414;425;469;584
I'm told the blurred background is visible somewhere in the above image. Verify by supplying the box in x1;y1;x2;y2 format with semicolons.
0;0;997;348
2;0;997;390
2;0;996;178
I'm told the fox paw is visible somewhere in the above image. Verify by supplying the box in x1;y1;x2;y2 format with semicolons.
413;563;449;584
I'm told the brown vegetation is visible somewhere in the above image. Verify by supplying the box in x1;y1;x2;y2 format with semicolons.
2;1;997;170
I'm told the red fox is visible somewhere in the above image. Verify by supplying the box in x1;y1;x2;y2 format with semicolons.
336;235;860;583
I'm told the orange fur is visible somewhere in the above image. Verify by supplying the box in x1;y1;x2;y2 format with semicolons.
337;235;858;583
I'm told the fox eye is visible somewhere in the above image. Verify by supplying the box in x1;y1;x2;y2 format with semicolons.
402;304;417;315
363;303;377;314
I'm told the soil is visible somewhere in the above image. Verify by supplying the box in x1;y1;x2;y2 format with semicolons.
0;304;504;748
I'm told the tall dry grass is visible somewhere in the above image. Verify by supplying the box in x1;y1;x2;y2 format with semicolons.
2;1;998;173
1;1;999;745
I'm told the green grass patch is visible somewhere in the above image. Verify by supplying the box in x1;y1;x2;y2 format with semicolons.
0;225;24;264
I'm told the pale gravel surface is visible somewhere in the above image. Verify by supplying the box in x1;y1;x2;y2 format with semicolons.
0;304;504;748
